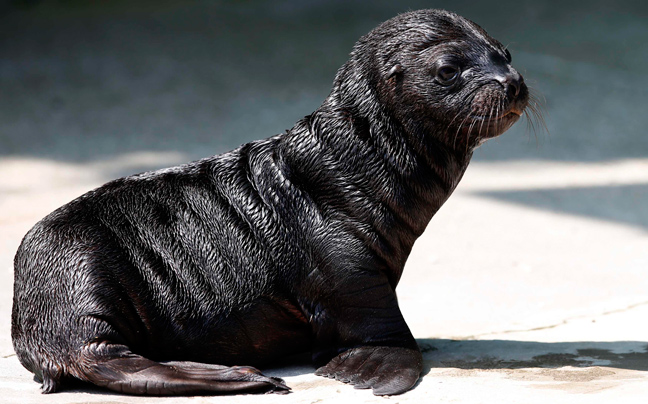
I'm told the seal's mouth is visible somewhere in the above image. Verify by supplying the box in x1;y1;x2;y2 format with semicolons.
502;106;524;118
489;108;522;130
451;79;530;144
460;106;524;139
470;106;523;122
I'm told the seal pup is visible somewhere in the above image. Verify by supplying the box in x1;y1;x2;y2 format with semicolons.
12;9;530;396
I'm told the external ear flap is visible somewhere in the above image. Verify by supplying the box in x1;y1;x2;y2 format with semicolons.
387;64;403;79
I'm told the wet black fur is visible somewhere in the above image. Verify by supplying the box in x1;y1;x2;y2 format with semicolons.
12;9;529;396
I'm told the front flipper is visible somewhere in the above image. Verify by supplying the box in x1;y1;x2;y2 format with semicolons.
308;272;422;396
315;345;422;395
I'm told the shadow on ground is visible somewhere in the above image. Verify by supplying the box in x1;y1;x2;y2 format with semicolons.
474;183;648;232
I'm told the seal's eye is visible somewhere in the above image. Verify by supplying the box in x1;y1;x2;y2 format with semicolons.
436;65;459;85
505;49;512;63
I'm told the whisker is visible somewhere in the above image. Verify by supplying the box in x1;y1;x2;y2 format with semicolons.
465;112;479;153
454;114;471;149
448;109;466;149
494;100;501;135
524;87;549;147
478;107;486;138
451;103;473;149
493;98;501;134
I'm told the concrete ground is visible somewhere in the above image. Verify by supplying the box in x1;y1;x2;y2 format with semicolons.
1;1;647;403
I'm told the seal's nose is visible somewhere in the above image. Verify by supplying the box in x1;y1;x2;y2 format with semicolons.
502;72;523;100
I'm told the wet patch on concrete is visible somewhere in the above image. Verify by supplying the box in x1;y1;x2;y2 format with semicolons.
431;352;588;370
418;339;648;394
576;348;648;371
420;339;648;369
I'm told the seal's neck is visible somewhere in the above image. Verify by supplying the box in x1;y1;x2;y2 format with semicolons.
280;87;472;287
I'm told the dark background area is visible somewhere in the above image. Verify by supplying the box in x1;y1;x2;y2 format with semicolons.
1;0;647;164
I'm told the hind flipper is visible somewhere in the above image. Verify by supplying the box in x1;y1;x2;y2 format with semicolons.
74;342;289;395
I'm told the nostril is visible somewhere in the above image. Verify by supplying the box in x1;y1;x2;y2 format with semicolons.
507;80;520;99
505;74;522;100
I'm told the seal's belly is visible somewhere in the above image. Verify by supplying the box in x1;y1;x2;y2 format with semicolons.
144;297;312;366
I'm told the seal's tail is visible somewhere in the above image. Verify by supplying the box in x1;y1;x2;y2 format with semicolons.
46;342;290;395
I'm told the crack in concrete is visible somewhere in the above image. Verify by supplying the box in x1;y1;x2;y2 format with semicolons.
467;300;648;339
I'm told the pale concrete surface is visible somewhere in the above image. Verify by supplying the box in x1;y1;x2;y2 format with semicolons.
2;158;648;404
1;0;647;403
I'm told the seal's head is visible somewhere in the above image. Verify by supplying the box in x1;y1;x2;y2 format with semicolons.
337;9;530;150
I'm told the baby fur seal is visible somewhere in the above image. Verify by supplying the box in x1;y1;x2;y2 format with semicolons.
12;9;529;396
